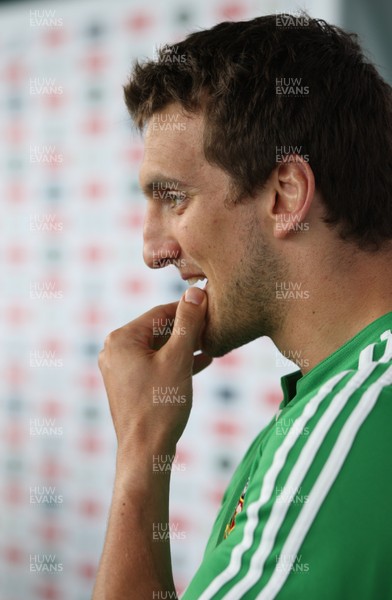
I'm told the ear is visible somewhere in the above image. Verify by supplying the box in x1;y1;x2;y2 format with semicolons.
271;156;315;239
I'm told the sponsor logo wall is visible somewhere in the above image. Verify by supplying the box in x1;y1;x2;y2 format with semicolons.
0;1;299;597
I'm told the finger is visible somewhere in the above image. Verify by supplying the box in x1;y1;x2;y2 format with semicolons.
192;352;213;375
163;287;208;368
119;302;179;350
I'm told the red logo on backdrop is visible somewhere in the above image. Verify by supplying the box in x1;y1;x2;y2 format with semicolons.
81;52;110;72
4;62;27;83
212;420;242;437
218;3;247;20
124;12;154;32
42;27;67;46
82;115;107;135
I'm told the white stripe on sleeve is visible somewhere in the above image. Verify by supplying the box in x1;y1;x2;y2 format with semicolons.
256;364;392;600
223;364;377;600
198;370;349;600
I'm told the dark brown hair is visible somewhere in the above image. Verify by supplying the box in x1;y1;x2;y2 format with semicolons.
124;15;392;248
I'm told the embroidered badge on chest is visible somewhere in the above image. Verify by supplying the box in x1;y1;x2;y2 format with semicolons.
224;478;250;539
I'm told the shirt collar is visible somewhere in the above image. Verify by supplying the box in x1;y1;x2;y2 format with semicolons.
279;311;392;408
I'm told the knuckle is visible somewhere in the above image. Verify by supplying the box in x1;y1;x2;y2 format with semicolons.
98;349;105;368
103;329;121;347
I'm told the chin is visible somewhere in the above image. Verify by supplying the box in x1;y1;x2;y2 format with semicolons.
200;339;227;358
200;307;266;358
198;317;223;357
200;321;242;358
199;295;225;357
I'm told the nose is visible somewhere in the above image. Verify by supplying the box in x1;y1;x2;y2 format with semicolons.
143;208;181;270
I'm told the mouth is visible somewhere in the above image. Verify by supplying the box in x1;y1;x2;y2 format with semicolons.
181;273;208;289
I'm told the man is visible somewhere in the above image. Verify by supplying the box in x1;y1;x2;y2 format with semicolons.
93;14;392;600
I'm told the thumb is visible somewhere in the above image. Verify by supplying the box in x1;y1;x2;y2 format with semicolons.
164;286;207;361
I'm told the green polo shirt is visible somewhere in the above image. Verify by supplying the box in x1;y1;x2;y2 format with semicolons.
182;312;392;599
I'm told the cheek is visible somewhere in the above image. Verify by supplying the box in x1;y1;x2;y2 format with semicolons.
178;201;231;270
179;221;212;256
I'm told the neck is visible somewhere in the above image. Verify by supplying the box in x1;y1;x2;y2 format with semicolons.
274;244;392;375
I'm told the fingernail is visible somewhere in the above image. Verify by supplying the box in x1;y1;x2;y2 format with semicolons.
184;287;205;305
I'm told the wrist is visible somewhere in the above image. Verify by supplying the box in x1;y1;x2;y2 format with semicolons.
114;439;177;489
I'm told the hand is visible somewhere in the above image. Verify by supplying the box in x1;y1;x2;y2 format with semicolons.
98;286;212;459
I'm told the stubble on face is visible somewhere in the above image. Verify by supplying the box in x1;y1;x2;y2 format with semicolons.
201;209;288;357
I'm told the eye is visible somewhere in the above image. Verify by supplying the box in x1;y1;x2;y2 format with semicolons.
165;191;187;209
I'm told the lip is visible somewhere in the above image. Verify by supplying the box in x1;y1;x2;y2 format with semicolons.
180;273;207;281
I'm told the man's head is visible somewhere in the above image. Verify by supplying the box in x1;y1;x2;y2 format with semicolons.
124;15;392;357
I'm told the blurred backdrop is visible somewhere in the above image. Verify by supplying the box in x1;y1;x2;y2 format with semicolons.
1;0;391;599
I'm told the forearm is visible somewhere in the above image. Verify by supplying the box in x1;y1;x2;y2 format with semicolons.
93;290;208;599
92;446;177;600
